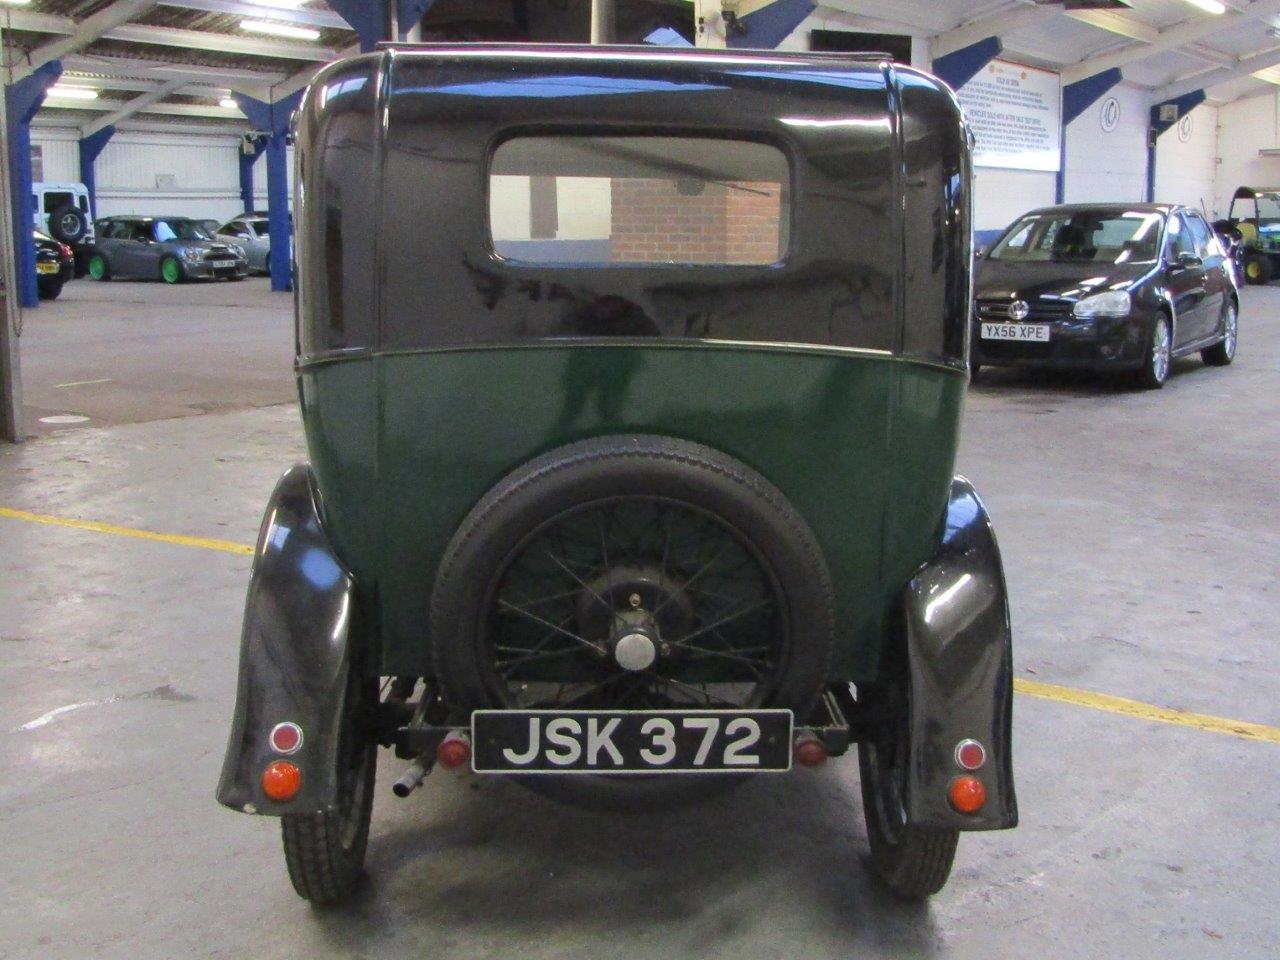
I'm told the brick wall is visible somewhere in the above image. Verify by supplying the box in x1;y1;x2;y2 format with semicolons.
609;179;781;264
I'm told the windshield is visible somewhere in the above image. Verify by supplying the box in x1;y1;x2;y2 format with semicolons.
988;211;1163;264
152;218;213;242
1254;194;1280;224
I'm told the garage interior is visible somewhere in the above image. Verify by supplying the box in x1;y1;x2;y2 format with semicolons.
1;2;1278;959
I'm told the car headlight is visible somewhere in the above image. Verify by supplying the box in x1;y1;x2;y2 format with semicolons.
232;244;246;259
182;248;202;262
1072;290;1131;318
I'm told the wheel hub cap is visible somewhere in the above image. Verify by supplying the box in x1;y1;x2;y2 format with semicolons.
614;632;657;671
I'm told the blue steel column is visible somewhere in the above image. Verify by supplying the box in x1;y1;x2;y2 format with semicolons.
726;0;814;49
932;37;1002;92
235;91;303;292
326;0;437;49
78;125;115;218
238;141;264;213
1147;90;1205;203
5;61;62;309
1056;68;1123;204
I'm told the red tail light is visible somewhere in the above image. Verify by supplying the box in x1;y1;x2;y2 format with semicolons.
437;731;471;769
948;775;986;814
59;244;73;259
793;733;828;767
261;760;302;801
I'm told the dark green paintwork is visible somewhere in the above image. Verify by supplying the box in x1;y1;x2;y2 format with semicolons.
299;343;964;683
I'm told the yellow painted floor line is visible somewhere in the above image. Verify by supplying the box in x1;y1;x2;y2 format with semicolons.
3;504;1278;744
0;506;254;556
1015;678;1280;745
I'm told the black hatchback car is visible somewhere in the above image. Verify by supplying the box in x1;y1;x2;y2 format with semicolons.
972;204;1238;388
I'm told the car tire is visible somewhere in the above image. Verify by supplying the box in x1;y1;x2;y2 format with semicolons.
37;277;64;301
859;678;959;899
48;204;88;245
429;434;835;808
87;253;110;281
1201;299;1237;367
280;676;377;904
1242;252;1272;285
160;256;185;284
1136;314;1172;390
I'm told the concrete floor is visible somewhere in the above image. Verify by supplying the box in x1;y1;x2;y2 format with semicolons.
16;276;293;435
0;285;1277;959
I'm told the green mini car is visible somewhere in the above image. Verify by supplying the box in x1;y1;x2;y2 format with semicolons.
218;44;1018;905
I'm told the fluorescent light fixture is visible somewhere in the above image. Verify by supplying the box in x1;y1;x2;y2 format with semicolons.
47;86;99;100
252;0;309;7
219;97;240;109
240;18;321;41
1181;0;1226;13
0;0;34;6
1253;66;1280;85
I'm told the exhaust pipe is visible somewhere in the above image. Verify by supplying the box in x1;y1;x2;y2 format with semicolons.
392;756;430;797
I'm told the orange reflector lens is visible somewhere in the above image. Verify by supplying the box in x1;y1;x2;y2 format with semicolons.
948;775;986;814
261;760;302;801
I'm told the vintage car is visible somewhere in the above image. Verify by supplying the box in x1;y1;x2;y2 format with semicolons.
217;45;1018;905
34;229;75;301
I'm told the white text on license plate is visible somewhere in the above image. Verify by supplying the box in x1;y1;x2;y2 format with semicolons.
212;259;235;267
982;322;1050;342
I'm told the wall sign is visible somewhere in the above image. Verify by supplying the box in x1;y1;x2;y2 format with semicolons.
956;60;1062;172
1100;96;1120;133
1177;113;1194;143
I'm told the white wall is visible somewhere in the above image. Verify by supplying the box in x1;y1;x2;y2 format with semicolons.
1154;102;1220;217
1062;81;1148;206
1213;91;1280;218
973;168;1055;233
31;125;294;224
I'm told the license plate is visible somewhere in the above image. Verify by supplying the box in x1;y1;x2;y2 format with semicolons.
36;262;58;275
471;709;793;774
211;259;236;267
981;322;1050;342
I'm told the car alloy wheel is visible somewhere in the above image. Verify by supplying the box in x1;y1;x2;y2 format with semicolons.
1222;303;1237;359
88;255;108;281
1150;317;1171;385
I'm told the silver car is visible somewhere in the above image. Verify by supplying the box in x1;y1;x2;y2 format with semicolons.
215;215;271;274
88;216;248;283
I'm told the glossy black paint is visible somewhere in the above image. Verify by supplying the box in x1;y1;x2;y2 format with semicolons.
902;478;1016;830
973;203;1237;371
295;45;971;370
216;464;357;816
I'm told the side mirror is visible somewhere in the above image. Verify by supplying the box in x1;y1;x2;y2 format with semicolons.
974;246;987;260
1175;251;1202;268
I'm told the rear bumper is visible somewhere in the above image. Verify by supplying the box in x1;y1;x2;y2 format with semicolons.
971;315;1148;369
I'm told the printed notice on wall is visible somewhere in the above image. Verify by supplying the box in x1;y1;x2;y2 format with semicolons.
956;60;1061;172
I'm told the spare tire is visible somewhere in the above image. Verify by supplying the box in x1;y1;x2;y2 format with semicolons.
48;204;87;244
430;435;835;806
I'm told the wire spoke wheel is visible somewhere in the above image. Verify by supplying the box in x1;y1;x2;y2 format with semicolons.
481;497;788;711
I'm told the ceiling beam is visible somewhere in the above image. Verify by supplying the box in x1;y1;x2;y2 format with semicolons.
3;10;339;63
81;77;186;136
13;0;159;81
930;3;1061;61
156;0;351;31
1155;44;1280;101
61;53;286;88
1063;0;1280;83
61;73;236;96
41;99;243;121
266;41;360;102
1067;8;1157;43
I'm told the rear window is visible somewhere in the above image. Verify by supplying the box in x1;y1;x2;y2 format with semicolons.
488;136;789;266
